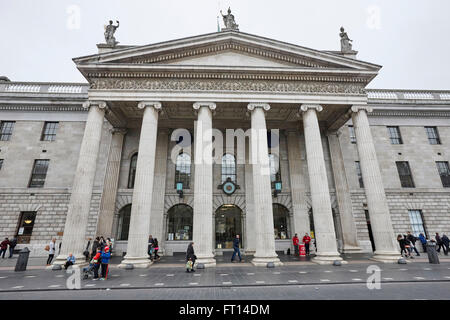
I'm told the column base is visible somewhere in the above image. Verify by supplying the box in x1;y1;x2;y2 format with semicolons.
251;257;283;267
195;257;216;267
244;250;256;256
341;246;364;254
312;252;347;265
118;256;153;269
369;251;402;263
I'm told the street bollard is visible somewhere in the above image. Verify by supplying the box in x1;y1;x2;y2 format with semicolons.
14;247;30;272
426;241;440;264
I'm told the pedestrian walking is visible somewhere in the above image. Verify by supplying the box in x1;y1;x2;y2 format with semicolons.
397;234;409;258
418;233;427;253
91;237;100;260
64;253;76;270
91;248;102;280
100;246;111;280
406;231;420;256
302;233;311;255
231;235;242;262
0;238;10;259
292;233;299;256
435;233;444;254
153;238;160;261
403;235;414;259
441;234;450;256
148;235;155;260
186;242;196;272
46;238;56;265
8;237;17;258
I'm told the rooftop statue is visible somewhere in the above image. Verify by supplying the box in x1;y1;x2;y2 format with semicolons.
220;7;239;31
340;27;353;52
104;20;120;46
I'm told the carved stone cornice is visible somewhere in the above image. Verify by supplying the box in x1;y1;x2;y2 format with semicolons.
110;127;127;135
90;78;366;95
0;104;85;112
370;110;450;118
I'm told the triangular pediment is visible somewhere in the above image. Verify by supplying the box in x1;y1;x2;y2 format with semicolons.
74;31;381;73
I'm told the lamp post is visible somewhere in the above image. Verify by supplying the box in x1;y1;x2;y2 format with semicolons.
273;181;282;197
176;182;184;198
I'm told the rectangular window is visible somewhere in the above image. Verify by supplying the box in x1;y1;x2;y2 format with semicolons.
408;210;427;238
396;161;415;188
348;125;356;144
436;161;450;188
425;126;441;145
387;126;403;144
0;121;15;141
41;122;59;141
0;159;3;170
29;159;50;188
16;211;37;244
355;161;364;188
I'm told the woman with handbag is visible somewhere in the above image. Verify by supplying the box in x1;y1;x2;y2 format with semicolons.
153;238;160;261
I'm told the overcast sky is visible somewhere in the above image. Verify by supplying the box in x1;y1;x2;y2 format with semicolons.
1;0;449;90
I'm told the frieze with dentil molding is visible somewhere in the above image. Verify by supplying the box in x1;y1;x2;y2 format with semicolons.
90;78;366;95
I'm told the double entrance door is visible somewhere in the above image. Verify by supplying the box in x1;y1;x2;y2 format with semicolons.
215;205;242;249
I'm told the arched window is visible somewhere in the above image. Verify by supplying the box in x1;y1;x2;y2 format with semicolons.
273;204;289;239
117;204;131;240
269;153;281;188
221;154;236;183
127;153;138;189
167;204;193;241
175;153;191;188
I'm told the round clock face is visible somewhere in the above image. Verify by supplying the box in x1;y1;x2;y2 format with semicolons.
223;181;236;195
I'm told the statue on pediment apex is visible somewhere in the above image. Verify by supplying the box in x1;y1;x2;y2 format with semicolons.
340;27;353;52
104;20;120;46
221;7;239;31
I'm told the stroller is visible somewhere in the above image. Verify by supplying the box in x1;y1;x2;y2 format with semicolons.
82;263;95;279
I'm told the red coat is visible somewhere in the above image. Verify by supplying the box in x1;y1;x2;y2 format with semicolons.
92;252;101;264
292;236;299;246
302;236;311;244
0;240;9;250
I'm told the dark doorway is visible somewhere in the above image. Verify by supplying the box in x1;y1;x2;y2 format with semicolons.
215;205;242;249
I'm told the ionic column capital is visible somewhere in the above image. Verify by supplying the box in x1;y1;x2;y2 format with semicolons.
351;105;373;113
247;103;270;112
300;104;323;113
110;127;127;135
137;101;162;111
82;100;108;110
193;102;216;111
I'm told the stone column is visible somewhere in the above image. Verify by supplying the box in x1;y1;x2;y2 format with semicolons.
327;130;362;253
244;133;256;255
351;106;400;262
247;103;282;266
54;101;107;265
96;128;127;238
149;129;169;254
192;102;216;267
300;104;344;264
286;130;310;240
119;102;162;268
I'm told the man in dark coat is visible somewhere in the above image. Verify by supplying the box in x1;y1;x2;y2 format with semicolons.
8;237;17;258
231;235;242;262
406;231;420;256
186;242;196;272
436;233;444;253
441;234;450;255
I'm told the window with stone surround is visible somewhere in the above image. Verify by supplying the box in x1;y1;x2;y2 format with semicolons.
355;161;364;188
117;204;131;240
348;125;356;144
436;161;450;188
425;126;441;145
0;159;3;170
408;210;427;238
0;121;15;141
269;153;281;188
273;204;289;239
16;211;37;244
396;161;415;188
175;152;191;189
127;153;138;188
221;153;236;184
28;159;50;188
167;204;193;241
41;122;59;141
387;126;403;144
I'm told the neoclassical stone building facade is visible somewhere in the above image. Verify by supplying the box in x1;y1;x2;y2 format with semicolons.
0;30;449;266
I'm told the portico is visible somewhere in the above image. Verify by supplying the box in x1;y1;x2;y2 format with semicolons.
53;30;402;267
